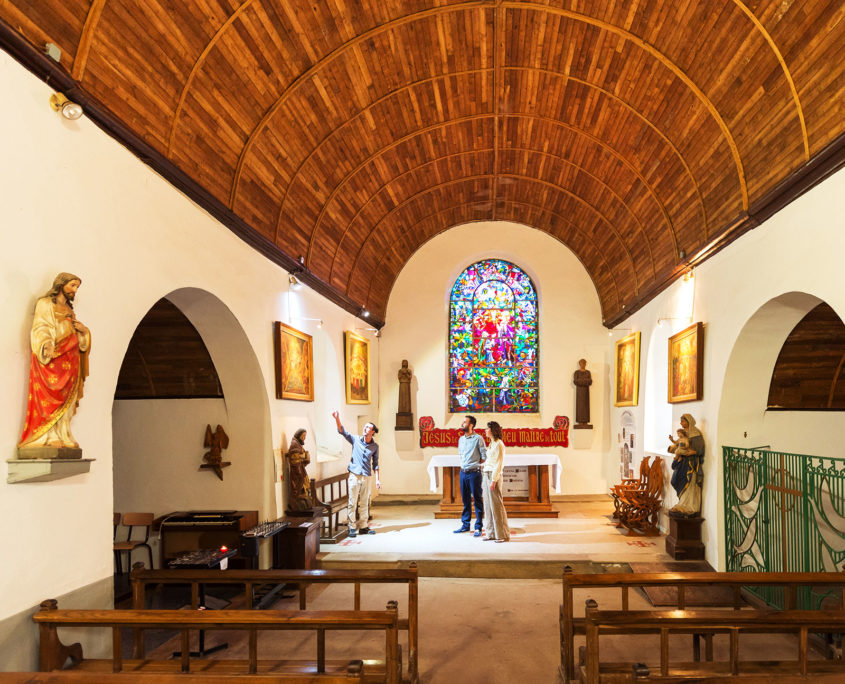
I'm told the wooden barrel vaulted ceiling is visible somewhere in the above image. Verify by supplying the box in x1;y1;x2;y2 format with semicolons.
2;2;844;327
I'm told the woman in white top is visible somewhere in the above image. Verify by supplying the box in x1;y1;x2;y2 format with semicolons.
481;421;510;542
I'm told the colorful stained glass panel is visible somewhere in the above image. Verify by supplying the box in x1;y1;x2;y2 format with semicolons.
449;259;539;412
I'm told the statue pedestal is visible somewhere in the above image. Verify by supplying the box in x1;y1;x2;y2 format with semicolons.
571;427;593;450
17;446;82;460
665;514;705;560
395;412;414;431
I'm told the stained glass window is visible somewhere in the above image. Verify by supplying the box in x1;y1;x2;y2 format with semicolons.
449;259;539;412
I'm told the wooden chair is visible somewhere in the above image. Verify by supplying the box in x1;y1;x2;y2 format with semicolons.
616;457;663;536
610;457;649;521
113;512;154;573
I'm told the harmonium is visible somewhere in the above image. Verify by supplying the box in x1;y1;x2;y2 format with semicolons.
156;510;258;569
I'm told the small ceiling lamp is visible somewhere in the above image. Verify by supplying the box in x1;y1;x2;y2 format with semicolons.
288;273;302;291
362;309;369;318
49;92;83;120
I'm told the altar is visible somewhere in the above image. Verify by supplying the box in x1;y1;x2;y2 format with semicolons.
426;454;561;518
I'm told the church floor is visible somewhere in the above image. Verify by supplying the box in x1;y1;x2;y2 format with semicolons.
319;497;674;576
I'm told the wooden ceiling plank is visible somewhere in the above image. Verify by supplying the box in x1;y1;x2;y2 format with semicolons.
507;1;748;210
229;2;490;206
344;172;637;298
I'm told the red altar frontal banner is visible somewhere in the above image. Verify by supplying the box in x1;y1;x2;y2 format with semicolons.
418;415;569;448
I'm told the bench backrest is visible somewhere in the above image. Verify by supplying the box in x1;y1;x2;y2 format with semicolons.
560;570;845;683
34;599;398;682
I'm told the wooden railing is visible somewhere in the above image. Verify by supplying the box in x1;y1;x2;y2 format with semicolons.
33;598;399;682
580;603;845;682
312;472;350;543
560;569;845;682
130;564;419;683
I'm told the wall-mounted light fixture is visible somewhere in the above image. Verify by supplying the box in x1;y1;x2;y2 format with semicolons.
288;273;302;291
356;325;381;338
293;316;322;328
608;327;632;337
49;93;83;121
657;316;692;327
361;308;370;318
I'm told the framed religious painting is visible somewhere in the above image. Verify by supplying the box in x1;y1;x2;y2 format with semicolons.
344;331;370;404
614;332;640;407
273;322;314;401
668;322;703;403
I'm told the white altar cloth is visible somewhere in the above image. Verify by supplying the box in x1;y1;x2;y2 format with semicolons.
426;453;562;493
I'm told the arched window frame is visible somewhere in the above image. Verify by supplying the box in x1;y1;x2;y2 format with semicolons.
448;259;539;413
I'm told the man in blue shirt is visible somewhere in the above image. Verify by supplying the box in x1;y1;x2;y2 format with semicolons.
454;415;486;536
333;410;381;538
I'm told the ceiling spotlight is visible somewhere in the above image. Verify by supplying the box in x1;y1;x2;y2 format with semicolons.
362;309;369;318
288;273;302;290
49;93;83;121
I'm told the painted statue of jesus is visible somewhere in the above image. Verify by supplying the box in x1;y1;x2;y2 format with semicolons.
18;273;90;453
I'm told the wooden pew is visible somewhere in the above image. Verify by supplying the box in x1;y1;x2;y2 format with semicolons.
580;602;845;682
311;473;350;543
559;569;845;683
33;598;399;683
130;564;419;684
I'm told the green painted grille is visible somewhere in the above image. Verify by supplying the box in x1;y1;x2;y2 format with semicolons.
723;446;845;609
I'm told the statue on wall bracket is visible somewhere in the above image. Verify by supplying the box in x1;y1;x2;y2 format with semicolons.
573;359;593;429
395;359;414;431
200;424;230;480
17;273;90;460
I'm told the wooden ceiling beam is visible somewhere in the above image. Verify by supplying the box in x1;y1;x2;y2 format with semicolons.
71;0;106;80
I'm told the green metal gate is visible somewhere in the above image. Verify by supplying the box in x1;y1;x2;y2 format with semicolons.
723;446;845;609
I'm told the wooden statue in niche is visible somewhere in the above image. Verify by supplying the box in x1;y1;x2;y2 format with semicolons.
573;359;592;429
395;359;414;431
285;428;314;514
18;272;91;459
201;424;230;480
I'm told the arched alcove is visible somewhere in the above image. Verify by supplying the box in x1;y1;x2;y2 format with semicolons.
112;288;273;566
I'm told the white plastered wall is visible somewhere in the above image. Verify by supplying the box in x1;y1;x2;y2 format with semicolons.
376;221;611;496
611;168;845;569
0;54;377;628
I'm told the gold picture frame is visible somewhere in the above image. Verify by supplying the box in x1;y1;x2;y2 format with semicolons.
668;322;703;403
344;331;370;404
614;332;641;407
273;322;314;401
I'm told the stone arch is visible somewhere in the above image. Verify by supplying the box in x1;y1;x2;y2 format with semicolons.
112;288;273;556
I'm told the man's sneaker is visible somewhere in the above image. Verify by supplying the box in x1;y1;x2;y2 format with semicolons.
359;527;376;535
473;529;482;537
347;529;358;538
453;526;470;533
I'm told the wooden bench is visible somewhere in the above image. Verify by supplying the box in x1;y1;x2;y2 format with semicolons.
33;598;399;683
579;603;845;682
612;456;663;536
130;564;419;684
559;569;845;683
312;473;350;543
